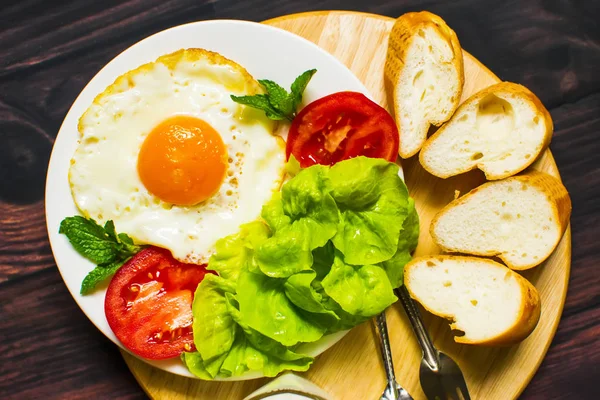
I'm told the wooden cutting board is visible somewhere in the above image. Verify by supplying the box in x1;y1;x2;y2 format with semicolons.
121;10;571;400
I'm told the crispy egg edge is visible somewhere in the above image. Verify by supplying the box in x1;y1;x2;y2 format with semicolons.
68;48;286;238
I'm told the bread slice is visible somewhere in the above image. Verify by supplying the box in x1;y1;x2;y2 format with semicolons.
385;11;464;159
419;82;553;180
404;255;541;345
431;170;571;270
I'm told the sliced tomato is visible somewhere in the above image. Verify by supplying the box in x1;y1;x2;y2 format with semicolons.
104;247;211;360
286;91;399;167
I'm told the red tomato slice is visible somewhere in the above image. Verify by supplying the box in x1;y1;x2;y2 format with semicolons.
104;247;211;360
286;91;399;167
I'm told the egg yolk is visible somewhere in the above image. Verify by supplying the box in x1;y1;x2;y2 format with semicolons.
138;116;227;206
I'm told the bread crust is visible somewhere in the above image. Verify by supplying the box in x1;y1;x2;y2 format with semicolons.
430;170;571;270
404;255;541;346
384;11;464;158
419;81;554;180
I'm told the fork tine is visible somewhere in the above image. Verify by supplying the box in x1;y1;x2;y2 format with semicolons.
420;374;448;400
454;385;464;400
419;380;444;399
422;388;446;400
456;379;471;400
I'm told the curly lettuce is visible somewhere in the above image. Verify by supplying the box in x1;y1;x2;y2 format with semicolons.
185;156;419;379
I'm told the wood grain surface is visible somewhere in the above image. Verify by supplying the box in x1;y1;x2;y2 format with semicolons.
119;11;569;400
0;1;598;399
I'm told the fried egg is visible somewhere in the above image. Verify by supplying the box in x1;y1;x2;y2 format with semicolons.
69;49;285;263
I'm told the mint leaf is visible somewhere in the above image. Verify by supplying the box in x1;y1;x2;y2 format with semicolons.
104;220;117;242
258;79;293;117
80;259;129;295
59;216;122;264
230;94;286;120
230;69;317;122
118;232;140;254
290;69;317;110
118;232;134;245
105;220;138;253
60;216;143;294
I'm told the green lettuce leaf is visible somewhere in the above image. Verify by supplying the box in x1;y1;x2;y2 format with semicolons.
311;241;335;281
236;268;325;346
255;166;339;278
219;331;312;378
379;198;420;288
181;352;212;380
284;270;340;322
207;221;270;281
329;157;410;265
399;198;420;254
325;305;371;332
192;274;237;365
257;193;311;278
186;157;420;379
219;294;313;377
280;165;337;241
260;192;290;233
181;350;229;380
307;275;371;333
322;251;397;317
218;333;253;377
253;219;313;278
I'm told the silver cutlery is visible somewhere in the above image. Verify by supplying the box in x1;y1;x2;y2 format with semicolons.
375;312;414;400
396;286;471;400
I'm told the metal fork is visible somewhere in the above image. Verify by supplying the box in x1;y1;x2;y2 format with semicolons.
375;312;414;400
396;286;471;400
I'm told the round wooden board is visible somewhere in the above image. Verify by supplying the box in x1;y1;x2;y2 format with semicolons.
121;11;571;400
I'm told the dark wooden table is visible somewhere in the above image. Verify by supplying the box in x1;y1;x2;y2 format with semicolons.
1;1;598;399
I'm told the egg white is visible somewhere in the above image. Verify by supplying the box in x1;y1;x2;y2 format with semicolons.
69;49;285;264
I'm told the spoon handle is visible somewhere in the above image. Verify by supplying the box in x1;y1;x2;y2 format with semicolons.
375;312;399;398
376;313;398;385
395;286;440;371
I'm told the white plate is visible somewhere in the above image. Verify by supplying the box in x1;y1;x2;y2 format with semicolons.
45;20;373;379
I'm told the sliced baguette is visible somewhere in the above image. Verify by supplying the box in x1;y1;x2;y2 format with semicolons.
419;82;553;180
385;11;464;158
431;170;571;270
404;255;541;346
